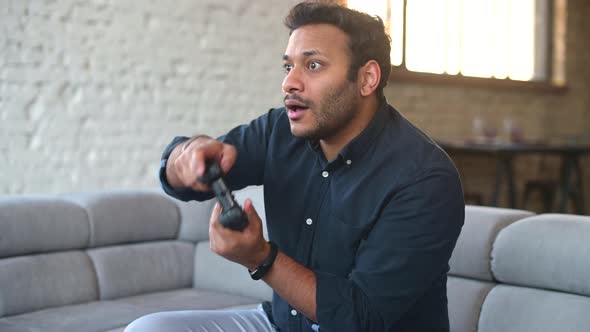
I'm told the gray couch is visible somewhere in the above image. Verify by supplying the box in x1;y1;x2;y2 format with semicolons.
1;186;589;332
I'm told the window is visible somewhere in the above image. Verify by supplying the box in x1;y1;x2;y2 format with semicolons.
347;0;563;84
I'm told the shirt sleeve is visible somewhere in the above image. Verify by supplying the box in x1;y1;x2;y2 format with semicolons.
315;166;465;331
159;108;280;202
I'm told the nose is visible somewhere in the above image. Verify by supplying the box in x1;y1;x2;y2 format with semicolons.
282;66;303;94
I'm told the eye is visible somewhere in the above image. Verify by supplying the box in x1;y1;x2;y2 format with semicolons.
283;63;293;73
308;61;322;70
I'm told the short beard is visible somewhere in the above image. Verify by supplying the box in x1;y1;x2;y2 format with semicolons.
296;80;360;141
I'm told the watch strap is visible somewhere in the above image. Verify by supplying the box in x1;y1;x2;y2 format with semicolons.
249;241;278;280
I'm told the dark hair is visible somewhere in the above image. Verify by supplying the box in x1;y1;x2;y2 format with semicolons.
284;1;392;102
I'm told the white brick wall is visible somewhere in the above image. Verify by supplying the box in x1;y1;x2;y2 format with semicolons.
1;0;589;213
1;0;298;194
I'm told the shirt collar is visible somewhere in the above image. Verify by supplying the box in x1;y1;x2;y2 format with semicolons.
306;101;390;164
337;101;389;163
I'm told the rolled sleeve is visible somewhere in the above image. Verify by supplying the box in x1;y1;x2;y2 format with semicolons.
316;166;464;331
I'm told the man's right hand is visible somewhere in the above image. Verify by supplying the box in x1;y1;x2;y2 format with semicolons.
166;135;237;192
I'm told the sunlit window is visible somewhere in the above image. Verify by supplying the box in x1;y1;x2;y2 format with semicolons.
347;0;553;82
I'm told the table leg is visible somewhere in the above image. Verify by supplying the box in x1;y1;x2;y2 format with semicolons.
557;155;572;213
573;158;585;215
557;156;576;213
505;157;516;208
491;156;516;208
491;158;503;207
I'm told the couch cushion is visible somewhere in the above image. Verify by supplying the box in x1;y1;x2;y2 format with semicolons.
0;289;262;332
0;300;149;332
447;276;495;332
194;241;273;301
449;206;533;281
175;197;215;243
0;321;31;332
0;196;89;258
87;241;193;300
491;213;590;296
114;288;261;313
478;285;590;332
0;251;98;317
63;191;180;247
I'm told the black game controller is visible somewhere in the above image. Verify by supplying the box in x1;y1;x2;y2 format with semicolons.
199;161;248;231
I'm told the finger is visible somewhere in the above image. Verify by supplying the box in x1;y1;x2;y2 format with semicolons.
208;202;222;250
210;202;233;236
220;144;238;175
243;199;262;232
173;150;203;189
194;141;227;176
189;149;207;178
210;202;222;228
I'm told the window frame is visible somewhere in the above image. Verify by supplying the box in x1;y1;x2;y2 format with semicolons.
341;0;567;93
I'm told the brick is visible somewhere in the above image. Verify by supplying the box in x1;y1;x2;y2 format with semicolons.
0;0;588;213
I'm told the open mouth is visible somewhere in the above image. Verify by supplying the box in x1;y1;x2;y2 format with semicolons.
286;105;309;120
287;105;309;112
285;98;310;120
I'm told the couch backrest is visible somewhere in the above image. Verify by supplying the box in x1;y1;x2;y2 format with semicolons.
449;206;535;281
447;205;534;332
61;191;180;247
0;191;194;317
0;196;98;317
478;213;590;332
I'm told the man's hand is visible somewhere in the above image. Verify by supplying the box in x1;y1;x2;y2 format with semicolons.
166;135;237;192
209;199;270;270
210;198;318;322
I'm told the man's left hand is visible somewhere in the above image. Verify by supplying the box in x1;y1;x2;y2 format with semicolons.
209;199;270;271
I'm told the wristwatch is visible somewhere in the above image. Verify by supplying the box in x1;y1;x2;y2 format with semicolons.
249;241;278;280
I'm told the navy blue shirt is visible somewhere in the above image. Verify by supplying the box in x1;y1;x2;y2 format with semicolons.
160;103;464;332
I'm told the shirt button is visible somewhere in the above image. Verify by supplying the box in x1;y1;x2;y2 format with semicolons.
306;218;313;225
322;171;329;178
346;159;352;165
291;309;297;316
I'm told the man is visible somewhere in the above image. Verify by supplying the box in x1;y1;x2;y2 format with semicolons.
126;2;464;332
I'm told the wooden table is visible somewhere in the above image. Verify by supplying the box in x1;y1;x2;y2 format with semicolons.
437;140;590;214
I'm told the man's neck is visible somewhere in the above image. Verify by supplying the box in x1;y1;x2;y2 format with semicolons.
319;97;380;161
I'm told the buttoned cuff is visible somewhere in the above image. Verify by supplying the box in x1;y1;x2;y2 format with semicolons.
159;136;213;202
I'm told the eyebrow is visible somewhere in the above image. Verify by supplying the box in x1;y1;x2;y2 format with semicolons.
282;49;323;61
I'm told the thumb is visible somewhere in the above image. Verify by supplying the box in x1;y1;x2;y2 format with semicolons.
243;199;262;225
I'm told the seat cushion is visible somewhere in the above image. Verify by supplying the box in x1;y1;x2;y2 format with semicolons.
0;301;149;332
0;288;262;332
87;241;194;300
113;288;262;313
0;251;98;317
478;285;590;332
447;276;495;332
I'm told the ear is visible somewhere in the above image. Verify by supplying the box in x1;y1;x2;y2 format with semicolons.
358;60;381;97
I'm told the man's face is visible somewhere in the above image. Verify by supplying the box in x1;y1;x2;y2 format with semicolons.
282;24;360;140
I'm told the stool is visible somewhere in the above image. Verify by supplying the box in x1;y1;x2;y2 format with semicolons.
464;192;484;206
522;180;556;212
